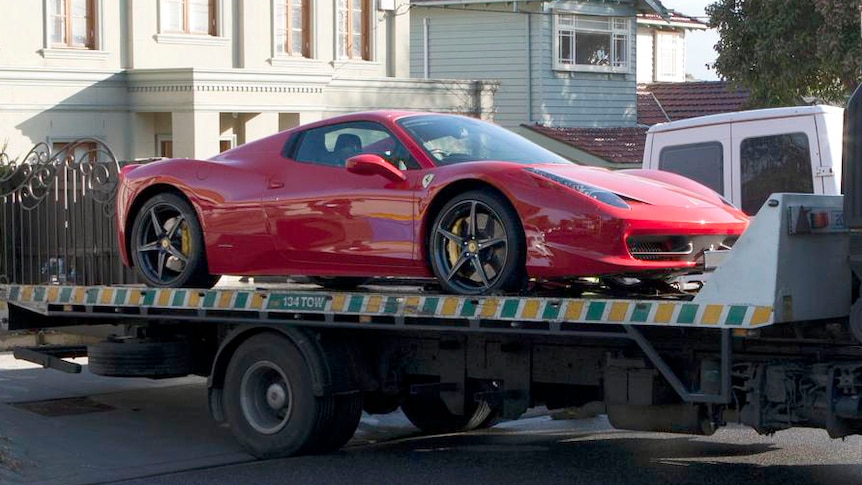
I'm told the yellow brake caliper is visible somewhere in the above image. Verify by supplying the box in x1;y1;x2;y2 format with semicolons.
446;218;465;268
180;223;191;264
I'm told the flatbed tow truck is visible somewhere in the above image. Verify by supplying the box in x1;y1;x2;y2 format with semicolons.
5;90;862;459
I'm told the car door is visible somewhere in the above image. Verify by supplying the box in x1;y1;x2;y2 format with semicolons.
262;121;421;270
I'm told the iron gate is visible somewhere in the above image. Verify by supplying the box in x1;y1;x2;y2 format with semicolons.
0;139;137;285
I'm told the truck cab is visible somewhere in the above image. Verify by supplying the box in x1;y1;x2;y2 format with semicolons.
643;105;843;215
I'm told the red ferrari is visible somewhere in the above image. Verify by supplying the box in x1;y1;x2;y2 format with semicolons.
116;111;748;294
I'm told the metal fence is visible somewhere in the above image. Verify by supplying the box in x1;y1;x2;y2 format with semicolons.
0;139;137;285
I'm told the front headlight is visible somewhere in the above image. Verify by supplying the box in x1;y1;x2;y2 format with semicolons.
527;168;630;209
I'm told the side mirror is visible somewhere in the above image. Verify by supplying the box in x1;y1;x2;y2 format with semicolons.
346;154;407;182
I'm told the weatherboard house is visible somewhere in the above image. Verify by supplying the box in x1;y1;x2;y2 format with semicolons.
410;0;672;129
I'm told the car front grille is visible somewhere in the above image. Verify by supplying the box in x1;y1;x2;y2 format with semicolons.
627;235;734;262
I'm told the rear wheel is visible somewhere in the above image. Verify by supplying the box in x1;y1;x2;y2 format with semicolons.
130;193;218;288
223;333;362;458
429;189;524;295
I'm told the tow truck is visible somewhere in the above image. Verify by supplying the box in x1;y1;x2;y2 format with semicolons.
4;88;862;459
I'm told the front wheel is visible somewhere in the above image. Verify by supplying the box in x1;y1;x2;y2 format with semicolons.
429;189;524;295
129;192;218;288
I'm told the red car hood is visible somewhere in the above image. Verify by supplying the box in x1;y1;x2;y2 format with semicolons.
531;164;720;208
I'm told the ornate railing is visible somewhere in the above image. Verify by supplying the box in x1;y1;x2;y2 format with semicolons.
0;139;137;285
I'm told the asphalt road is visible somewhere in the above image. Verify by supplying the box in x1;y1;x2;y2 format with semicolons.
111;417;862;485
2;353;861;485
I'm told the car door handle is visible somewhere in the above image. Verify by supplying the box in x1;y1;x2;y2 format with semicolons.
268;180;284;189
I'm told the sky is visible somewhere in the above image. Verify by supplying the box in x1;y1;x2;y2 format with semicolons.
658;0;720;81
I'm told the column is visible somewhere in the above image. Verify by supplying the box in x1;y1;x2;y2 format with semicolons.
171;110;220;159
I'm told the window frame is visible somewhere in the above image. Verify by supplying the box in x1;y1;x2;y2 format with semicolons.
49;0;97;49
274;0;312;58
155;0;229;46
655;30;682;82
160;0;218;36
553;13;631;73
337;0;372;61
42;0;108;58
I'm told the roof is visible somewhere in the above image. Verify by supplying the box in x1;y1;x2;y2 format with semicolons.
637;10;707;30
524;125;648;165
639;81;751;122
529;82;751;165
637;91;670;125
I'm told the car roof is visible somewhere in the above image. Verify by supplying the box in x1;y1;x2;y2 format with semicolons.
297;110;463;130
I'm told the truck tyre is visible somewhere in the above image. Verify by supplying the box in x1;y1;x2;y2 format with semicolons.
308;392;363;453
224;333;336;458
401;396;496;434
88;340;191;378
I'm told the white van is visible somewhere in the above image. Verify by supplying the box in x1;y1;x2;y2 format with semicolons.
642;105;843;215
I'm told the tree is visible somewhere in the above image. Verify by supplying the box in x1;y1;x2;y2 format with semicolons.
707;0;861;107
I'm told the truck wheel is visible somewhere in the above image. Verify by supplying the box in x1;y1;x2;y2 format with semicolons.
88;340;191;378
308;392;363;453
401;396;496;434
224;334;337;458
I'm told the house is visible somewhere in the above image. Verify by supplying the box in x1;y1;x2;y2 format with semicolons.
522;81;751;167
636;10;706;83
410;0;670;129
0;0;496;161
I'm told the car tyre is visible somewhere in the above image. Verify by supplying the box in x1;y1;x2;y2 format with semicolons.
429;189;524;295
130;192;218;288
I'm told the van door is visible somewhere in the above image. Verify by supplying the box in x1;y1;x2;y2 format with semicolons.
731;116;818;215
648;124;732;205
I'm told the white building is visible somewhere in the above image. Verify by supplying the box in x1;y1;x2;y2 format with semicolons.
0;0;495;161
636;10;706;83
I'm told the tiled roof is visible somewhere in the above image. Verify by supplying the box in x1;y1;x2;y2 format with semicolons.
637;91;670;125
531;82;749;165
640;81;750;122
525;125;648;165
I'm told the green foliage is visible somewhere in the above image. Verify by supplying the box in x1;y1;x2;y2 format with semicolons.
707;0;861;107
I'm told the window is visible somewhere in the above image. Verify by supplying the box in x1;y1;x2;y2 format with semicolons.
337;0;371;60
50;0;96;48
162;0;217;35
659;142;724;194
740;133;813;215
275;0;311;57
555;14;630;72
291;122;418;169
655;31;682;81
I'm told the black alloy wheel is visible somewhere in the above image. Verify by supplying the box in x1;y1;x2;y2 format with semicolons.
429;189;524;295
130;192;218;288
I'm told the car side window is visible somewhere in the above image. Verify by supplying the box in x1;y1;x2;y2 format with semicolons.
290;121;420;169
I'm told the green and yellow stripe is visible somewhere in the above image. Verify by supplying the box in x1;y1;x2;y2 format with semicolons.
3;285;774;329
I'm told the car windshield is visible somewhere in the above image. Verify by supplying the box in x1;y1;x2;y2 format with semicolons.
398;115;571;166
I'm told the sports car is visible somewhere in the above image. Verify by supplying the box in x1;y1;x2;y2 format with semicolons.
116;111;749;295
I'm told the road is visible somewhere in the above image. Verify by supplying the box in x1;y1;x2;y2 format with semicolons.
1;354;860;485
108;419;861;485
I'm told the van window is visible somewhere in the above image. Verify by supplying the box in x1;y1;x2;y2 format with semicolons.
658;142;724;194
740;132;813;215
